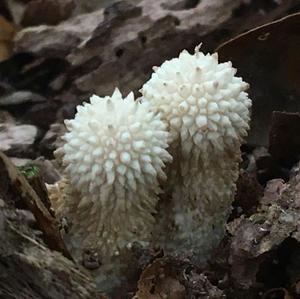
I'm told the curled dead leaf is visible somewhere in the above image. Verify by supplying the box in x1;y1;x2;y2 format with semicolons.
217;13;300;147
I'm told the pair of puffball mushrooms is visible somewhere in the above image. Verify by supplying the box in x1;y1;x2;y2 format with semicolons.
48;45;251;263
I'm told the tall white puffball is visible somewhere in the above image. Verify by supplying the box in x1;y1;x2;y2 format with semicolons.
51;88;172;258
141;46;252;260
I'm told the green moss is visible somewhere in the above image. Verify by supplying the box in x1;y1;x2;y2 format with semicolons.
18;165;39;179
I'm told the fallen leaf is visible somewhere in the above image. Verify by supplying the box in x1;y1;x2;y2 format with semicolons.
229;161;300;290
217;13;300;147
0;16;16;61
135;258;185;299
135;257;225;299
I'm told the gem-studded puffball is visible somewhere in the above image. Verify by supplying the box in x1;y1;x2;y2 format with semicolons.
142;46;251;260
55;89;172;256
141;46;251;148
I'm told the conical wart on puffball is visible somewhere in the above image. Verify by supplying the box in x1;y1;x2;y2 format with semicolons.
54;88;172;257
141;46;251;260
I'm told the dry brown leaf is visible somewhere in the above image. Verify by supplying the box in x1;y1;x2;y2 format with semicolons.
135;257;225;299
228;161;300;290
135;258;185;299
233;170;263;218
217;13;300;147
0;16;16;61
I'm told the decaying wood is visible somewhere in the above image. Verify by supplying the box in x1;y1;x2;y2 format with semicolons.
0;152;105;298
0;151;71;259
0;197;102;298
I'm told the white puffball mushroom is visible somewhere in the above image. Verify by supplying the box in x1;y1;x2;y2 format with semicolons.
141;45;251;261
51;88;172;257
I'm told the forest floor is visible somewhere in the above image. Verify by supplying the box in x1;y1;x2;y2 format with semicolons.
1;1;300;298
